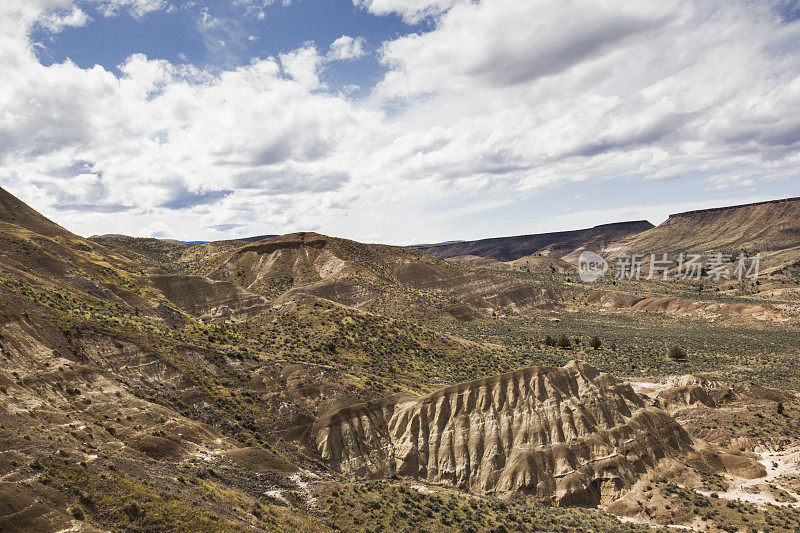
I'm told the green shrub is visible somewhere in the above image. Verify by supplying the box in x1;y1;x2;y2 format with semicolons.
667;345;687;361
556;335;571;349
589;336;602;350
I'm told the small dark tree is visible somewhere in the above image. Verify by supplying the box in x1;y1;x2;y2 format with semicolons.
557;335;571;349
667;345;687;361
544;335;555;347
122;501;143;519
590;336;602;350
778;402;784;415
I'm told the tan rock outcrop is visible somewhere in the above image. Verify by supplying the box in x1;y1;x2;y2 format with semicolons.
315;361;698;506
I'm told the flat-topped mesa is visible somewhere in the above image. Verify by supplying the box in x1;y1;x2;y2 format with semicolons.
315;361;695;506
612;196;800;261
666;196;800;222
411;221;655;262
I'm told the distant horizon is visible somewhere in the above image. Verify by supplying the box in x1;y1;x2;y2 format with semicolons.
69;193;800;246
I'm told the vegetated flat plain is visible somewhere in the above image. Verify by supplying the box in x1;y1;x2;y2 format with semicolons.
435;304;800;389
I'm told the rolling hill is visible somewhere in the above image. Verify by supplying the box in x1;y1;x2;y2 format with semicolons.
0;187;569;531
88;234;264;274
197;231;566;321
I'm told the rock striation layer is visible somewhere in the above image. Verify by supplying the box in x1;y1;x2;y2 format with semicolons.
588;291;787;322
315;361;696;505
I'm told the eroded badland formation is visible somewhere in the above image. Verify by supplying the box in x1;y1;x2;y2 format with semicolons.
2;187;800;531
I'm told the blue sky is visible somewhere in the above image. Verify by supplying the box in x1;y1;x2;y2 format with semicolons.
2;0;799;244
32;0;418;95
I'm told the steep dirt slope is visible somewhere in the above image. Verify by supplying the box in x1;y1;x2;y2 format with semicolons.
412;221;654;262
0;190;372;530
0;189;138;274
0;187;74;238
0;189;194;329
200;232;565;320
315;361;760;506
0;282;357;531
0;188;271;323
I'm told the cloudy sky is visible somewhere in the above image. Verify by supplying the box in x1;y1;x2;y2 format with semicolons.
1;0;799;244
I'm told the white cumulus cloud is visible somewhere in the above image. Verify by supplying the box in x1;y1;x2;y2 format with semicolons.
327;35;367;62
354;0;464;23
37;5;91;33
95;0;169;18
2;0;800;243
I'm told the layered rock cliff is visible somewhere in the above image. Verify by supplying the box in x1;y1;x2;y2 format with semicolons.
315;361;697;505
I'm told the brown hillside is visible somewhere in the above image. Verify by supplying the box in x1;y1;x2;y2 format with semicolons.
0;187;73;238
0;188;256;326
150;274;268;320
0;188;167;318
89;234;188;272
